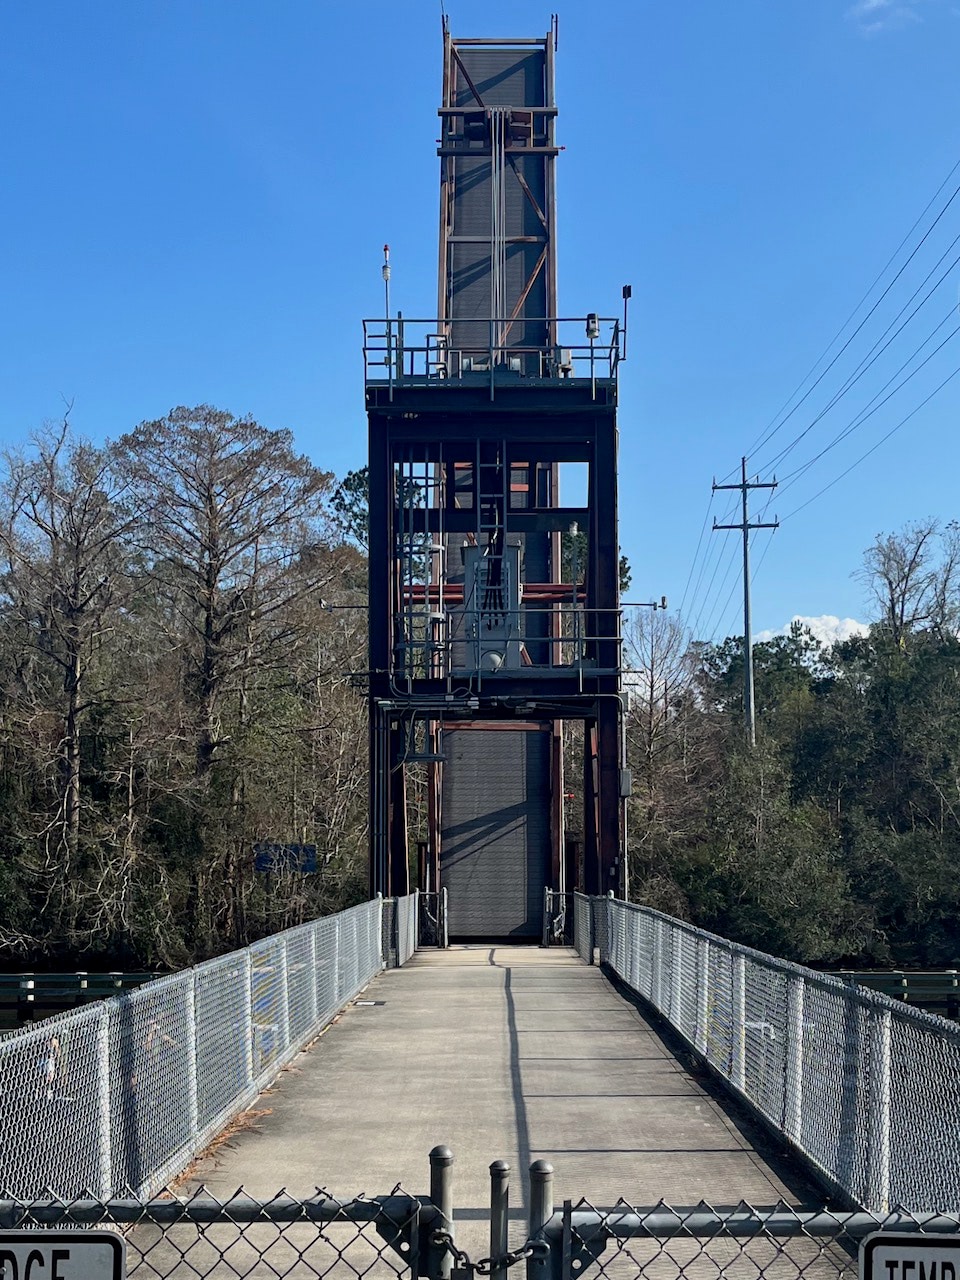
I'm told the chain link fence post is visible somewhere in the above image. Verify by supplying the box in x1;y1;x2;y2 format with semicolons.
653;918;664;1012
671;927;682;1025
696;935;710;1056
732;951;746;1092
527;1160;554;1280
867;1004;892;1213
95;1004;113;1198
242;950;255;1090
279;935;291;1054
785;973;804;1144
335;913;343;1002
309;925;319;1029
489;1160;510;1280
185;971;199;1153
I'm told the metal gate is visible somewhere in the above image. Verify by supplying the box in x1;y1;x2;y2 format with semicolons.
8;1148;960;1280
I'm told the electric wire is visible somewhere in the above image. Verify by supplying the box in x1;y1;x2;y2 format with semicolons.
694;533;741;641
692;159;960;638
685;493;740;638
677;493;716;616
774;313;960;493
738;165;960;474
756;238;960;477
780;361;960;522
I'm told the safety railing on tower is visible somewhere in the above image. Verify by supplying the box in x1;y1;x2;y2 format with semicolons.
574;894;960;1214
362;316;623;399
394;606;623;686
0;893;419;1202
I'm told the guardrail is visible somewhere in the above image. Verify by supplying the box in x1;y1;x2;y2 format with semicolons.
575;894;960;1213
831;969;960;1016
0;971;162;1021
0;893;418;1201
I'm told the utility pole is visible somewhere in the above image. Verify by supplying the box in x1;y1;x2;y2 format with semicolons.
713;457;778;748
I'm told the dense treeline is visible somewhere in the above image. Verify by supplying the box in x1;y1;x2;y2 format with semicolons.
625;519;960;967
0;408;368;968
2;406;955;971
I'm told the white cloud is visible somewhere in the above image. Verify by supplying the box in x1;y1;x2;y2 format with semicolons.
756;615;870;647
847;0;923;32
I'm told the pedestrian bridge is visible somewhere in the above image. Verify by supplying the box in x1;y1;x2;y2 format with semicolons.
4;895;960;1280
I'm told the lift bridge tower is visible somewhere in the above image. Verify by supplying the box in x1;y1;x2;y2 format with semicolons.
365;19;627;936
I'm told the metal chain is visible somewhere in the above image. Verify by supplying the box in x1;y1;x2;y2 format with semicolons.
432;1229;546;1276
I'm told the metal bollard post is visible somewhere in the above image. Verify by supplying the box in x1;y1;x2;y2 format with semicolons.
430;1145;455;1280
489;1161;510;1280
527;1160;554;1280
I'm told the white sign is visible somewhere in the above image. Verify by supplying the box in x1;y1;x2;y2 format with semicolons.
861;1233;960;1280
0;1233;124;1280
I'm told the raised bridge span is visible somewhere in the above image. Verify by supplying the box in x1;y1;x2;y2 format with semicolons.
6;892;960;1280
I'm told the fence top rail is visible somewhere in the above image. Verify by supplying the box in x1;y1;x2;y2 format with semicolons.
557;1206;960;1240
0;895;389;1045
0;1192;420;1228
594;895;960;1040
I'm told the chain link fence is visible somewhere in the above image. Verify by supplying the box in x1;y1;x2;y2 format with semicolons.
0;894;419;1202
6;1150;959;1280
554;1202;960;1280
574;895;960;1214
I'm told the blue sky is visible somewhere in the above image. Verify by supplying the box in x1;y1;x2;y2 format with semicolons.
2;0;958;640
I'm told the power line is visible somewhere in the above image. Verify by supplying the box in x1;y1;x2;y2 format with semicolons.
677;493;717;616
740;164;960;472
775;318;960;499
781;361;960;521
698;538;742;641
685;494;741;637
758;238;960;476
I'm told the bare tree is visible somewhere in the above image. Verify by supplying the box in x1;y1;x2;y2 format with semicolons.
114;406;337;775
0;420;132;868
858;519;960;647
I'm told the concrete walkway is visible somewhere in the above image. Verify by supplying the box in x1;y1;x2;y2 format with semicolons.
184;945;811;1241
